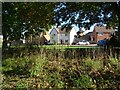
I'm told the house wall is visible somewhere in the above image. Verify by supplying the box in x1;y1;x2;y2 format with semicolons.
0;35;3;46
93;28;111;43
50;27;77;45
50;28;58;44
96;32;110;43
70;28;77;45
58;33;69;44
93;29;97;43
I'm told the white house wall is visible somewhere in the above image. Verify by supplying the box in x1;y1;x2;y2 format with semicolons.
50;28;58;44
58;34;69;44
70;28;77;45
50;27;77;45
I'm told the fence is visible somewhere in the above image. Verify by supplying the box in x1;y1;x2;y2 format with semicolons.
2;46;119;60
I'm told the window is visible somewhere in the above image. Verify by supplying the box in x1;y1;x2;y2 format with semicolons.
65;33;67;36
65;40;68;42
52;34;56;39
98;32;104;36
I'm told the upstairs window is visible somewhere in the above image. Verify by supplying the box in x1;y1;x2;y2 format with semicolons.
98;32;104;36
65;33;67;36
52;34;56;39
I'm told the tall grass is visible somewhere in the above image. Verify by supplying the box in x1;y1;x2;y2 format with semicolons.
1;46;120;89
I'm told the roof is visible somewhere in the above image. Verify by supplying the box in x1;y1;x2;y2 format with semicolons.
43;32;50;41
40;31;50;41
94;26;115;33
50;26;73;34
57;27;68;34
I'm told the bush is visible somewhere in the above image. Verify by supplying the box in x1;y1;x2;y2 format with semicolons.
84;58;103;72
74;74;94;88
2;56;31;75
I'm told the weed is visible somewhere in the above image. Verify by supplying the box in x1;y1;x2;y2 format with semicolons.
74;74;94;88
1;47;120;89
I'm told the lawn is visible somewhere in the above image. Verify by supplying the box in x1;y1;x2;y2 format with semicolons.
42;45;98;49
8;44;98;50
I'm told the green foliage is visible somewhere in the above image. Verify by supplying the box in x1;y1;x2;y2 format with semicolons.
74;74;94;88
84;58;103;72
55;2;119;28
2;56;31;75
29;56;48;77
2;2;120;48
16;80;29;89
2;47;120;89
109;58;118;65
117;63;120;73
2;2;57;47
57;81;65;88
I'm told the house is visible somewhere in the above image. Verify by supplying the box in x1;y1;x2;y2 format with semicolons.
49;26;77;45
93;26;115;43
76;25;115;44
82;32;94;43
75;23;98;44
75;30;95;44
39;31;50;45
25;31;50;45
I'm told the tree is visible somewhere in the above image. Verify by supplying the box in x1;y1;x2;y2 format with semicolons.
55;2;120;28
54;2;120;46
2;2;57;48
2;2;120;47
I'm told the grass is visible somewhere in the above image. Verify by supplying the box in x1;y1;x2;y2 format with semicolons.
9;44;98;49
42;45;98;49
1;46;120;89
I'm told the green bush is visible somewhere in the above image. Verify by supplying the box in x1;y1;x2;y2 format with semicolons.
28;56;48;77
16;80;29;89
109;58;118;65
84;58;103;72
2;56;32;75
74;74;94;88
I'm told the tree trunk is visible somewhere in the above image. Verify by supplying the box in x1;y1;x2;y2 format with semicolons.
2;32;8;49
117;1;120;45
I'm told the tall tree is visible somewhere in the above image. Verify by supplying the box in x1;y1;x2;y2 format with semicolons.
54;2;120;46
2;2;57;48
2;2;120;47
54;2;119;28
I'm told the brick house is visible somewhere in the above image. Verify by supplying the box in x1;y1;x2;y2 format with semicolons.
93;26;115;43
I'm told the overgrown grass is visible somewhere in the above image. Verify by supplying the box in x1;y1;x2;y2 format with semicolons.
1;47;120;89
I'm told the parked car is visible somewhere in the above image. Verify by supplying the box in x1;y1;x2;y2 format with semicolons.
97;40;106;46
77;40;90;45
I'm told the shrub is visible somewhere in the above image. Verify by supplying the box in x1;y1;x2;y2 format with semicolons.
2;56;32;75
74;74;94;88
84;58;103;72
16;80;29;89
2;47;120;89
28;56;48;77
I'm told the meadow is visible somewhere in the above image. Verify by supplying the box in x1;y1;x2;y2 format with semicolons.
1;45;120;89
